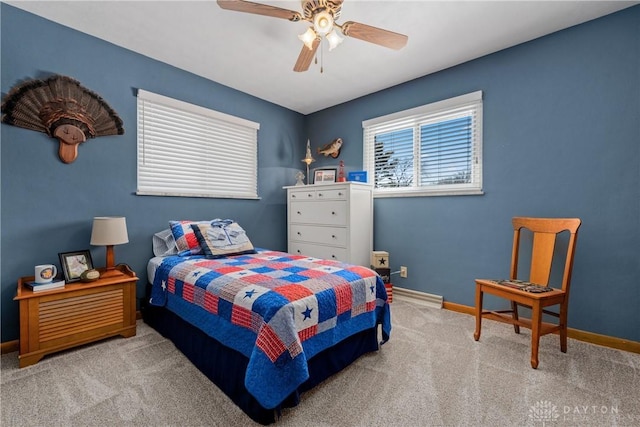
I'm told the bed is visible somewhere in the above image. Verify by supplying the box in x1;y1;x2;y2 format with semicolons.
142;225;391;425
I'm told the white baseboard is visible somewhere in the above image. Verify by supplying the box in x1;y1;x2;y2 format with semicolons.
392;286;443;309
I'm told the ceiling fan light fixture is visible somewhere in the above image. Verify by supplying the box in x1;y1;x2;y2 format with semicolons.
313;10;334;35
326;30;343;51
298;27;318;50
216;0;408;73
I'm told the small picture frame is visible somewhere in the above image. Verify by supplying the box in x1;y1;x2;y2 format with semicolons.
59;250;94;283
313;167;337;184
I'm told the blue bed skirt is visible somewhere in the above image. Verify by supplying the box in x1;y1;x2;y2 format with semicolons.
142;304;380;424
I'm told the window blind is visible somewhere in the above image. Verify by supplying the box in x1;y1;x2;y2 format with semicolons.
363;91;483;197
137;89;260;199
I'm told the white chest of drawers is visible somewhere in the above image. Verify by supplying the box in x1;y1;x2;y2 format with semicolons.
284;182;373;266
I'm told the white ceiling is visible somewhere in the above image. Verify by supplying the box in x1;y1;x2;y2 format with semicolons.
7;1;638;114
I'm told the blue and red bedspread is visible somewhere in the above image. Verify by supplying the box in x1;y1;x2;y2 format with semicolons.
149;249;391;409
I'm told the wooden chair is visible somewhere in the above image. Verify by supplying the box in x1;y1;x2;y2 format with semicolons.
474;217;581;368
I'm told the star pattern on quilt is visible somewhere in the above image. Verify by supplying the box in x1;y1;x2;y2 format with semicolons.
302;306;313;320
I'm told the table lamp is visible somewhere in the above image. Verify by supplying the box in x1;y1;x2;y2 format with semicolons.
90;216;129;277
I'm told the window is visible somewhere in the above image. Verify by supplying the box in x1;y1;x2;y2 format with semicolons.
363;91;483;197
137;90;260;199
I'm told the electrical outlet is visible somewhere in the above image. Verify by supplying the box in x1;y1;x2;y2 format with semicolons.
400;266;408;278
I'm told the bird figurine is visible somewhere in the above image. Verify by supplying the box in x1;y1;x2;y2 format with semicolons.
317;137;343;158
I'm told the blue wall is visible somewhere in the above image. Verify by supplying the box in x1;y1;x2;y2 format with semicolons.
1;4;306;342
307;6;639;342
2;4;638;344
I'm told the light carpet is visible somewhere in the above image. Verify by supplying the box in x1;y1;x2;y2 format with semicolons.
2;299;639;426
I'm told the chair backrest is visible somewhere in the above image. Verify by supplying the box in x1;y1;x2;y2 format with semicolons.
510;217;581;292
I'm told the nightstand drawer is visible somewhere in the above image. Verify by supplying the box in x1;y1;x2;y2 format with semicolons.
290;224;347;246
290;201;346;225
38;288;125;344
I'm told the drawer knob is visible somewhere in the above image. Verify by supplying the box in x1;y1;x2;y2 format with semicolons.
338;192;343;196
331;211;336;215
331;255;337;259
297;231;302;236
318;193;323;197
297;211;301;215
331;234;336;239
292;194;296;198
297;249;301;254
308;193;313;197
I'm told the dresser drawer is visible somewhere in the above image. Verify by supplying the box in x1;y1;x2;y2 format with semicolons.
289;187;348;201
289;190;315;201
290;224;347;246
316;188;347;200
289;242;347;262
290;201;346;225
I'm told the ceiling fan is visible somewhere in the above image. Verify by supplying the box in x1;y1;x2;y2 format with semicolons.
217;0;408;72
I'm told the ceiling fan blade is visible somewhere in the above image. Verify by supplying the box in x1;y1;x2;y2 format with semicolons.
340;21;408;50
217;0;302;21
293;38;320;72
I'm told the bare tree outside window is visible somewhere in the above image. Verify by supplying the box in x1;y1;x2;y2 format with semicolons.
374;138;413;188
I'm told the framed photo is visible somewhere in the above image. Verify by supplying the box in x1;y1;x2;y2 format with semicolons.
59;250;94;283
313;167;337;184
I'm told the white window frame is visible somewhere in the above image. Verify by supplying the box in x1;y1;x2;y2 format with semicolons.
136;89;260;199
363;91;483;198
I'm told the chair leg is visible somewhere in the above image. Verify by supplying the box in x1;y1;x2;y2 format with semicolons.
474;284;483;341
530;302;542;369
559;300;568;353
511;301;520;334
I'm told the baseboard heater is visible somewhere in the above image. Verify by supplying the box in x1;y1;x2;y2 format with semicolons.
392;286;443;309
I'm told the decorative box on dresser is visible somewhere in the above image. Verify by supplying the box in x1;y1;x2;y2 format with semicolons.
284;182;373;267
14;265;138;368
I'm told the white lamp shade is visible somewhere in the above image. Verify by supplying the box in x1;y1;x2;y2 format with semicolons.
90;216;129;246
298;27;317;50
326;30;344;51
313;10;334;35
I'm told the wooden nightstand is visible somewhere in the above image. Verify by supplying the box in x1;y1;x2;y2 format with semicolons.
14;264;138;368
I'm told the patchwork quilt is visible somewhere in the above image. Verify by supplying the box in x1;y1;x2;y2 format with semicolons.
149;249;391;409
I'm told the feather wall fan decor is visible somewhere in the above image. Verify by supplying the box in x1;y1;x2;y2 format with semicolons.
1;75;124;163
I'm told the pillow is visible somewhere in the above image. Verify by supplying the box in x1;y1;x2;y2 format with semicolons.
152;228;179;257
191;219;256;259
169;220;211;256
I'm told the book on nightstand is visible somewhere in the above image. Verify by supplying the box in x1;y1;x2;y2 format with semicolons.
25;279;66;292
